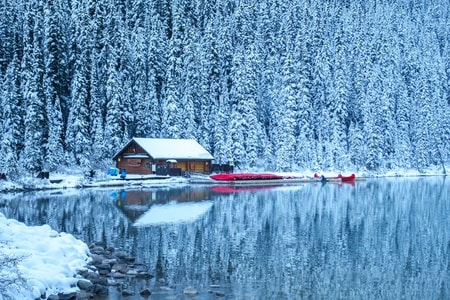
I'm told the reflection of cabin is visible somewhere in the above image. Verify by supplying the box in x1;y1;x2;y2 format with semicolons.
112;138;214;175
114;187;212;221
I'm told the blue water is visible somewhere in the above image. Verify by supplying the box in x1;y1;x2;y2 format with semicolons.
1;177;448;299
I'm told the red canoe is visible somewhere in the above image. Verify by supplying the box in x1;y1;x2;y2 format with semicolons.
314;173;356;181
210;173;285;181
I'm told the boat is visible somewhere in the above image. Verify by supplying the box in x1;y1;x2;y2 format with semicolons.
209;172;310;185
313;173;356;182
210;173;285;181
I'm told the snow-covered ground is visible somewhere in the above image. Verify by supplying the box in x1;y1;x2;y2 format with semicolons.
0;213;90;300
0;172;189;193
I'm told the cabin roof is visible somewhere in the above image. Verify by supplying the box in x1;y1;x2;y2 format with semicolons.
113;138;214;161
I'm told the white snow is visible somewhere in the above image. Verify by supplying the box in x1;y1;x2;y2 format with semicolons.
132;138;214;160
0;172;188;193
0;213;90;300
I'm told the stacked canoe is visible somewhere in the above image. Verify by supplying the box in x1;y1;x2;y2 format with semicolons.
209;172;357;185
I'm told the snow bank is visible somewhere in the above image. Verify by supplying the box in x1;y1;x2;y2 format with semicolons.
0;213;90;300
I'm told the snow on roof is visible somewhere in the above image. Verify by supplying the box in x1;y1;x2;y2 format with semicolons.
132;138;214;160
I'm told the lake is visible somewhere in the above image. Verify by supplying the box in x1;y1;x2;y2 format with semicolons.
0;177;448;299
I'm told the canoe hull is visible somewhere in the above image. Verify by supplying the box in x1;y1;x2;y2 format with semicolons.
314;173;356;181
210;173;285;181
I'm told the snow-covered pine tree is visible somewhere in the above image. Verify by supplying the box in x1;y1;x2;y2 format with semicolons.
0;53;23;177
65;0;92;167
20;1;47;173
43;0;66;171
276;41;298;171
211;13;234;165
179;26;200;139
104;46;126;157
129;3;150;138
160;1;185;139
229;42;261;169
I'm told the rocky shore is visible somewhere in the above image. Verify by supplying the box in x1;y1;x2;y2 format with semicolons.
48;242;153;300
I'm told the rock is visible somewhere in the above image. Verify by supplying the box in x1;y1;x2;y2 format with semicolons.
112;263;128;273
96;263;112;271
122;289;135;296
75;290;93;300
77;279;94;292
139;288;152;296
83;271;100;282
77;243;154;300
136;271;153;279
126;269;138;275
87;275;108;285
107;278;120;286
183;286;198;296
47;292;77;300
109;271;126;279
89;254;104;264
93;284;108;294
102;258;118;265
90;246;105;255
98;269;109;276
115;251;128;258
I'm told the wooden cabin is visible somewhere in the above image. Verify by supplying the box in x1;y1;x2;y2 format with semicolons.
112;138;214;175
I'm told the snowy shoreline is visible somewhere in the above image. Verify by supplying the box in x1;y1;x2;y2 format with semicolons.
0;168;447;194
0;213;90;300
0;173;190;193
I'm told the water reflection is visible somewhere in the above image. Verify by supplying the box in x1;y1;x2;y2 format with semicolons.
0;178;448;299
133;201;214;226
112;187;212;222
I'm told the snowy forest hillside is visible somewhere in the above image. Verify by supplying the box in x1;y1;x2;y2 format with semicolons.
0;0;449;176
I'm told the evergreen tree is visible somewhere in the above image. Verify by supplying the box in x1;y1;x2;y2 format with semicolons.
0;53;23;176
229;43;260;169
104;46;126;156
142;5;168;137
65;0;92;167
179;26;200;139
0;0;24;75
20;1;47;173
129;4;150;138
43;0;66;171
158;0;184;138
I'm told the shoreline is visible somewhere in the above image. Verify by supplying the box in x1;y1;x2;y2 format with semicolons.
0;171;447;194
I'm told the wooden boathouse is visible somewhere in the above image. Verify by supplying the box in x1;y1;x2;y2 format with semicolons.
112;138;214;175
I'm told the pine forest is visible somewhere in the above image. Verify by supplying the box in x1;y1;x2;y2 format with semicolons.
0;0;449;176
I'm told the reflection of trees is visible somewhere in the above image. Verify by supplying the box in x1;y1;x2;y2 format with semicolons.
0;190;134;249
0;178;448;298
135;179;448;299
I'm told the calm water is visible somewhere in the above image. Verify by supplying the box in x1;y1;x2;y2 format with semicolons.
0;177;449;299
